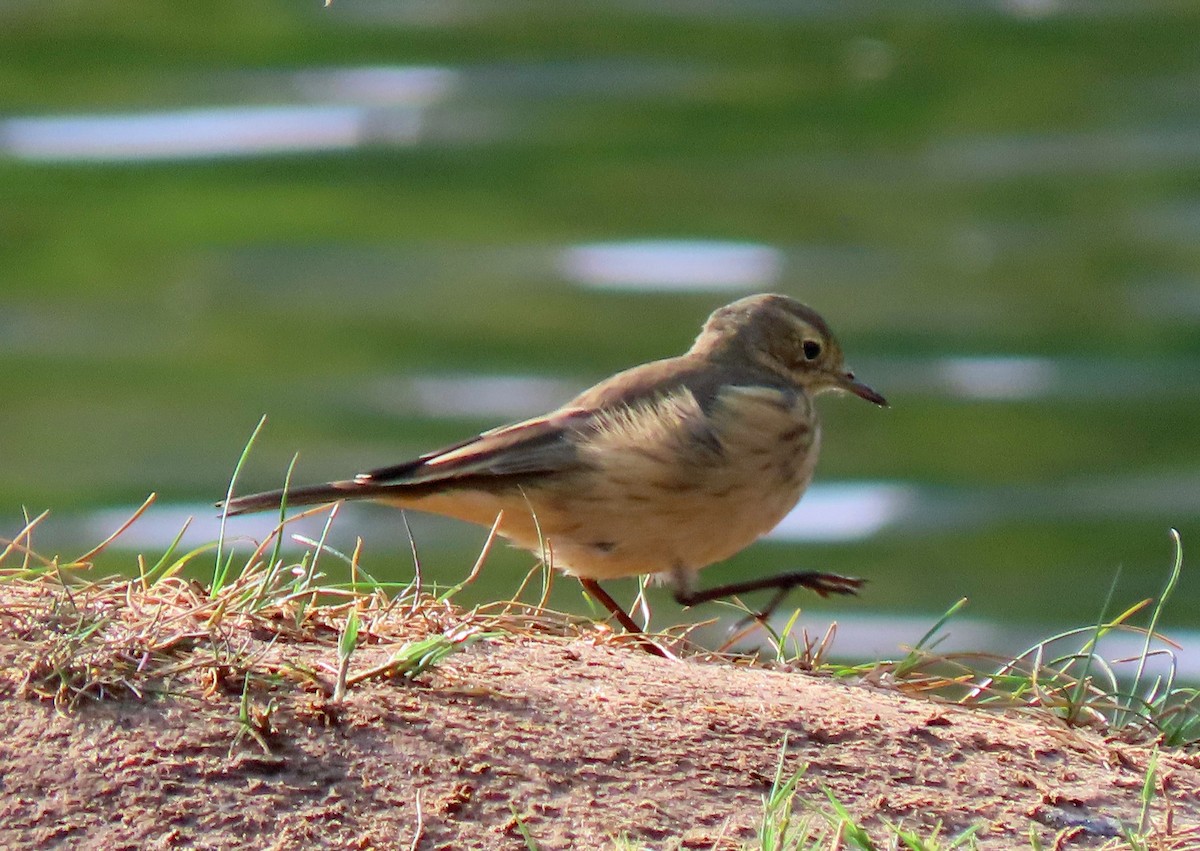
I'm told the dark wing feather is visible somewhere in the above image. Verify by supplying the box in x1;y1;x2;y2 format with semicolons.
356;406;594;486
220;407;595;517
219;479;371;516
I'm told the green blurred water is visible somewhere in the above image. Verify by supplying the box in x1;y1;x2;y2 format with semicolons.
2;0;1198;632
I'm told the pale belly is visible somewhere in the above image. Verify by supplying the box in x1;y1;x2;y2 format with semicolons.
545;457;816;580
393;387;822;582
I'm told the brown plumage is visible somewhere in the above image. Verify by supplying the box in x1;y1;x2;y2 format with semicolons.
221;294;887;639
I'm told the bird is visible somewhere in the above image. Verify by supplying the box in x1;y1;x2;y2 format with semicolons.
220;293;887;646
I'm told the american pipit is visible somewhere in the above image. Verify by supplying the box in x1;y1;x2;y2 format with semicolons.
221;294;886;642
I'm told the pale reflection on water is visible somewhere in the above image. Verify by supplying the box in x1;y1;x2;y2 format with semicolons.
0;65;458;162
559;241;782;292
372;374;581;421
2;105;375;161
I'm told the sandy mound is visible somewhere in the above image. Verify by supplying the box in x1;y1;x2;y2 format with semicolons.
0;579;1197;849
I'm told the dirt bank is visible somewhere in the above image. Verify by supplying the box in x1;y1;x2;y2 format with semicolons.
0;579;1197;849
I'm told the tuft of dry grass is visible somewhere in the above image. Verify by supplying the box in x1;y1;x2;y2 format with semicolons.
0;500;543;708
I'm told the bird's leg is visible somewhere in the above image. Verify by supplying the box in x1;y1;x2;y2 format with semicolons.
673;569;865;622
578;578;669;658
578;578;643;633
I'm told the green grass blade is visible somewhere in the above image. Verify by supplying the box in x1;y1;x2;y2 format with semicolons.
822;787;874;850
332;608;361;703
264;452;299;585
894;597;968;679
1121;529;1184;727
1066;567;1121;726
509;805;540;851
214;414;267;594
141;517;193;586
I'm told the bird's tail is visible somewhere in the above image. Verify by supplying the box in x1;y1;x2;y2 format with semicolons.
218;479;384;517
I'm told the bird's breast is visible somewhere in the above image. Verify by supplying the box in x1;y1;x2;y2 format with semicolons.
704;383;821;518
539;384;820;579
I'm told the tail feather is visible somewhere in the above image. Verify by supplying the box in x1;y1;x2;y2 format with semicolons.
218;479;379;517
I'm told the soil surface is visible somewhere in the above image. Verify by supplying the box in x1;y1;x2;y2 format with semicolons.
1;579;1198;850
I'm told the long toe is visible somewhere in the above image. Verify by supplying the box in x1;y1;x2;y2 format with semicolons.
802;573;866;597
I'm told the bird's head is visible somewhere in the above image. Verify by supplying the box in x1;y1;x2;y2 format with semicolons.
691;293;887;406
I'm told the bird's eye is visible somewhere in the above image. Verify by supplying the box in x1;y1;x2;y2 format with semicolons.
802;340;822;361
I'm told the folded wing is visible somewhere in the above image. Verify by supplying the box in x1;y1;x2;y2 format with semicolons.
358;406;594;485
219;407;595;516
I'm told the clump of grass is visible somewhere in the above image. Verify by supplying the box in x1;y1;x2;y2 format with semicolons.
711;527;1197;755
774;529;1198;752
603;738;1195;851
0;488;573;711
603;736;986;850
752;739;984;851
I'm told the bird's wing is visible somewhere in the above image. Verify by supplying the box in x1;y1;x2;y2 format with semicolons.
356;406;596;486
219;407;598;517
362;354;730;488
222;356;736;517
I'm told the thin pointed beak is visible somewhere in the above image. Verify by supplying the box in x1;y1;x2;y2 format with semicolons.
841;371;888;407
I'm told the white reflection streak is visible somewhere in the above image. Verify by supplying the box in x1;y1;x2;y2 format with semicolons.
291;66;458;105
406;374;579;419
1;105;369;161
767;482;915;543
938;356;1058;400
0;65;461;162
559;240;782;292
84;503;328;552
